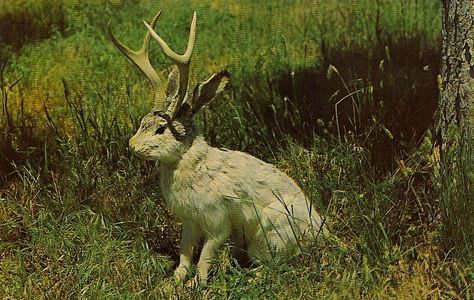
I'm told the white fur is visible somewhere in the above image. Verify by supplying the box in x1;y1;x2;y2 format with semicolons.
130;129;325;284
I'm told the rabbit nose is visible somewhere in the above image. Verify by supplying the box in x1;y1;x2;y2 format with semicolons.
129;136;137;152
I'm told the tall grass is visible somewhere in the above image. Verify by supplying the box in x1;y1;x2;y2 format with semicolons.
439;130;474;260
0;0;473;298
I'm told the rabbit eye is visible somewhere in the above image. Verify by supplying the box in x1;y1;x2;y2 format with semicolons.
155;126;166;135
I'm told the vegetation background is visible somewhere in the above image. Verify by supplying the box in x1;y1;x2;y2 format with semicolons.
0;0;472;298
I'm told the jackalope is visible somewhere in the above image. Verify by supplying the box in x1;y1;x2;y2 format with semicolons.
108;10;326;285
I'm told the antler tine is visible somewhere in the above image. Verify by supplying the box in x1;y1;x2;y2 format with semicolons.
108;11;166;110
144;11;196;65
144;12;197;117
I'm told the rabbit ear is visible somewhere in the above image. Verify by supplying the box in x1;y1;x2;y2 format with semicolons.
192;70;230;114
164;66;180;108
176;70;230;119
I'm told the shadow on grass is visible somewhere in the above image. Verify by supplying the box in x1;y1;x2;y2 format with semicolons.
212;33;440;174
0;0;66;53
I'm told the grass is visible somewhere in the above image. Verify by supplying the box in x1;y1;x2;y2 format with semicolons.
0;0;66;52
1;0;473;298
439;130;474;260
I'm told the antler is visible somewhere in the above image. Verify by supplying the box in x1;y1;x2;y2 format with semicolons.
107;11;166;111
144;12;197;117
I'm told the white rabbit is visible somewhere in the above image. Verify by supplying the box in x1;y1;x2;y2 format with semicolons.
108;10;326;284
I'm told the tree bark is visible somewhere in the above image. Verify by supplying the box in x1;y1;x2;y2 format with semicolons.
436;0;474;259
436;0;474;148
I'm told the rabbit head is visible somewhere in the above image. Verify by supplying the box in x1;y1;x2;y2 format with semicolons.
128;112;195;162
108;11;229;162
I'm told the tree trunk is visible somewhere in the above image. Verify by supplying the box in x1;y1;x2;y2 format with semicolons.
436;0;474;259
436;0;474;148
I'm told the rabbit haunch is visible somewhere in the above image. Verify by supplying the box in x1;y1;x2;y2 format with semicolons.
108;10;325;285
